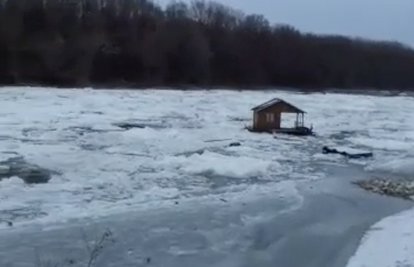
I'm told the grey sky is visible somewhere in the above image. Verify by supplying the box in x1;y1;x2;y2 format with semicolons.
156;0;414;46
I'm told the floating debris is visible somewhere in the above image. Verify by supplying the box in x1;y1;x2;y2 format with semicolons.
354;178;414;200
322;146;373;159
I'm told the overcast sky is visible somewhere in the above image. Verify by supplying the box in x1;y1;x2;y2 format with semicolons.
156;0;413;46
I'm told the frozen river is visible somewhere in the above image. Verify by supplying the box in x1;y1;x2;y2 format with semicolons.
0;88;413;266
1;165;411;267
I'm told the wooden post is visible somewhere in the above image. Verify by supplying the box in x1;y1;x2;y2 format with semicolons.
295;113;299;128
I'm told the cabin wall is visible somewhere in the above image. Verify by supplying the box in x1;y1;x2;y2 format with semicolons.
254;110;281;130
253;103;300;131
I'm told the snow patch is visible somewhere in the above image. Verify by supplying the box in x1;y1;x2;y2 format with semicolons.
157;151;276;179
348;137;413;151
312;153;344;162
366;157;414;176
346;208;414;267
0;176;26;188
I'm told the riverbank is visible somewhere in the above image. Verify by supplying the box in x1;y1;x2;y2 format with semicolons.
346;206;414;267
1;85;414;98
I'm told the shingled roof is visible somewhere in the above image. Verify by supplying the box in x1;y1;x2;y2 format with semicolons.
251;98;306;113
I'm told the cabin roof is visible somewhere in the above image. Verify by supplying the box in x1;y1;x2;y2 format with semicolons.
251;98;306;113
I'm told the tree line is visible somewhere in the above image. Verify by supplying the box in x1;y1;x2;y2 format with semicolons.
0;0;414;90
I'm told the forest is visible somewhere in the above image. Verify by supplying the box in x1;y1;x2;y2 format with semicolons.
0;0;414;90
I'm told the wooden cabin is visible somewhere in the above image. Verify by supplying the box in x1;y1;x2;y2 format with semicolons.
247;98;313;136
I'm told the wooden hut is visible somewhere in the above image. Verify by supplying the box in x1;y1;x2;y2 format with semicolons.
247;98;313;135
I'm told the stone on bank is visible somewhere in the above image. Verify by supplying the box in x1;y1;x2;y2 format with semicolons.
354;178;414;200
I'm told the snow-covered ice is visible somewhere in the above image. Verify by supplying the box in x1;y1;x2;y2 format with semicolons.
0;87;413;235
365;157;414;177
346;207;414;267
329;146;371;155
346;157;414;267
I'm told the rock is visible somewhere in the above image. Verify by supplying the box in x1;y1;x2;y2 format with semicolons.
113;122;145;130
354;178;414;200
0;165;10;178
229;142;241;147
113;121;167;130
175;149;205;157
17;165;51;184
0;157;51;184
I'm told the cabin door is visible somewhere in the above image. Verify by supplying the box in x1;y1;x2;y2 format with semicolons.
266;113;281;129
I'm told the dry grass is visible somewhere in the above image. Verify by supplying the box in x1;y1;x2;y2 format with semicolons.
35;228;116;267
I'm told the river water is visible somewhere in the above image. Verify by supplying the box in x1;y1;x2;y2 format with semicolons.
0;164;411;267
